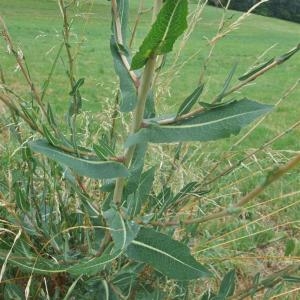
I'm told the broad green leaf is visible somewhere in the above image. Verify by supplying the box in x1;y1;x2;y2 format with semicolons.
29;139;129;179
176;84;204;117
126;99;273;146
110;38;138;112
218;269;236;297
131;0;188;70
126;227;212;280
215;63;238;103
127;167;156;217
103;207;139;251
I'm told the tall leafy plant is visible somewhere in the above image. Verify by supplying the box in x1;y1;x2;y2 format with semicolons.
0;0;300;298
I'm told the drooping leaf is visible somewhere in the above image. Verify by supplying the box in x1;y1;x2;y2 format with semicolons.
218;269;236;298
131;0;188;70
68;251;121;276
177;84;204;117
215;63;238;103
3;255;67;274
110;0;138;112
103;207;139;251
126;99;272;146
110;38;138;112
112;0;129;44
29;139;129;179
126;227;212;280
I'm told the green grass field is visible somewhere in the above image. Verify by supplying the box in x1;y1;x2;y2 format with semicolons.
1;0;299;150
1;0;300;298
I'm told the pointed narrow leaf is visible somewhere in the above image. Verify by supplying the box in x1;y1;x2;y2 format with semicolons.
93;140;115;161
177;84;204;117
215;63;238;103
282;275;300;283
47;103;57;127
218;269;236;297
69;78;84;96
276;43;300;64
131;0;188;70
126;99;272;146
238;58;274;81
29;139;129;179
126;227;212;280
42;125;60;146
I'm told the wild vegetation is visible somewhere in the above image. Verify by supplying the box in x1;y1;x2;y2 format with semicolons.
0;0;300;299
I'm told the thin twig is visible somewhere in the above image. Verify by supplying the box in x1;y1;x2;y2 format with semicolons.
0;16;47;118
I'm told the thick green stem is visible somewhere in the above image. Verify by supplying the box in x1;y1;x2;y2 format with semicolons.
113;55;157;205
113;0;162;205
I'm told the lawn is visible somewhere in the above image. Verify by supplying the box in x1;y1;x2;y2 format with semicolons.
1;0;300;298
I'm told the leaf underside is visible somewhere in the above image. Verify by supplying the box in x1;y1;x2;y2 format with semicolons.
29;139;129;179
131;0;188;70
126;98;272;146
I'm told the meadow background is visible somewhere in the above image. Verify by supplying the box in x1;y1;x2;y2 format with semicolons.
1;0;300;298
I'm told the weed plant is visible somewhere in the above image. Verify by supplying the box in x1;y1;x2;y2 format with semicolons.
0;0;300;299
